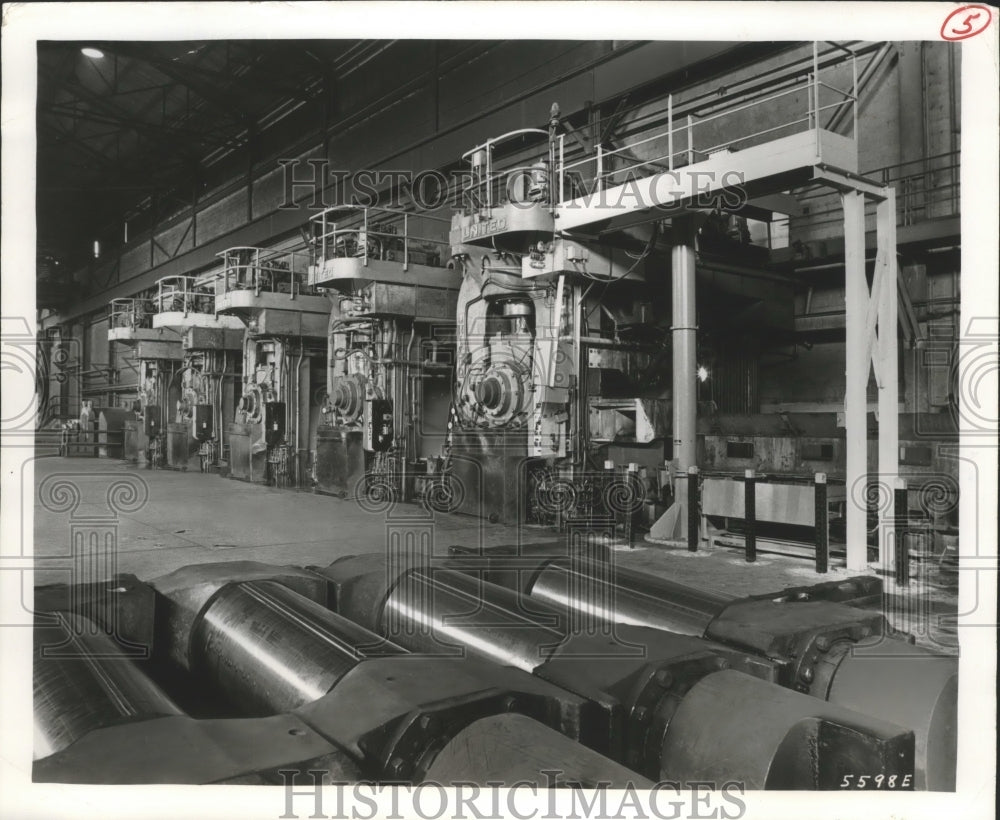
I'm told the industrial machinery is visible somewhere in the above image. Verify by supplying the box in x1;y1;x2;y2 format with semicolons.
152;274;245;472
215;246;330;486
440;103;817;533
33;558;918;789
307;207;459;502
445;123;669;528
107;294;184;467
445;545;957;789
318;552;917;788
441;52;954;572
33;563;649;786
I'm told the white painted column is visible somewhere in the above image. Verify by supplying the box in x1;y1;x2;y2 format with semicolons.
671;218;697;471
877;188;899;569
843;190;869;570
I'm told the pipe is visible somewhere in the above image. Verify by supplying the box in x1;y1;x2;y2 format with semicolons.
295;343;305;481
671;218;698;469
326;299;339;404
218;350;226;461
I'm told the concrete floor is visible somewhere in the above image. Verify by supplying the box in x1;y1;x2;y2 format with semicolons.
31;454;957;653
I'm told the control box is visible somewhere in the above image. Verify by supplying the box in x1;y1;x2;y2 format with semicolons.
364;398;393;452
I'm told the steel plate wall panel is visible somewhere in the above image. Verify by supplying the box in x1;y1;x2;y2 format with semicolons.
119;241;151;282
197;189;248;246
153;219;195;266
254;146;325;218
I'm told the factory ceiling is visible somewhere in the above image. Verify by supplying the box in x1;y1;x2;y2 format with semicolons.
36;39;385;268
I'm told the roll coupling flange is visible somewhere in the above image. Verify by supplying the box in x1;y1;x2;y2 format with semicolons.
491;553;956;790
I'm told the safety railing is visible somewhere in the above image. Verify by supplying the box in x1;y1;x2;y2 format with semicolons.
459;128;553;213
309;206;451;272
555;42;859;201
154;275;218;316
877;150;961;226
790;149;961;234
108;297;154;330
216;246;315;298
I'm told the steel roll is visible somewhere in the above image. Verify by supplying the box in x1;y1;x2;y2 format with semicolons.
34;612;182;760
191;580;405;715
381;567;564;673
527;558;732;637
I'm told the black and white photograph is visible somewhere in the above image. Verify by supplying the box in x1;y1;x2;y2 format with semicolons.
1;3;996;819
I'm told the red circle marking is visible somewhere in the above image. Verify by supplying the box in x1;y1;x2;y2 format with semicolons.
940;5;993;40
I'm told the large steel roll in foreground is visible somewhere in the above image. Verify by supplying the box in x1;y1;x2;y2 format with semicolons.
34;565;650;787
190;579;406;714
33;611;183;760
165;571;650;785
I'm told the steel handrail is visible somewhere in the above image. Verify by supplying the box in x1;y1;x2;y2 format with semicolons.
460;128;549;161
311;205;450;272
555;43;859;202
216;246;311;297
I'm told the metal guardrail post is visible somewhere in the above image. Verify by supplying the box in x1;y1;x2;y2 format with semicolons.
363;210;369;267
403;212;409;272
558;135;565;203
686;115;694;165
894;479;909;586
815;472;829;573
852;53;859;143
744;469;757;563
687;466;699;552
667;94;674;171
813;41;821;156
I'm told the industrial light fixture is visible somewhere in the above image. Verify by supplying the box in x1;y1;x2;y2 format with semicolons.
93;240;101;259
81;47;104;59
697;365;710;383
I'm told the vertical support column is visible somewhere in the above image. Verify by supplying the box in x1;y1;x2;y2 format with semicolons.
670;218;698;544
877;188;899;569
894;478;909;586
671;217;698;472
744;469;756;563
843;190;869;570
815;472;829;574
687;466;699;552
